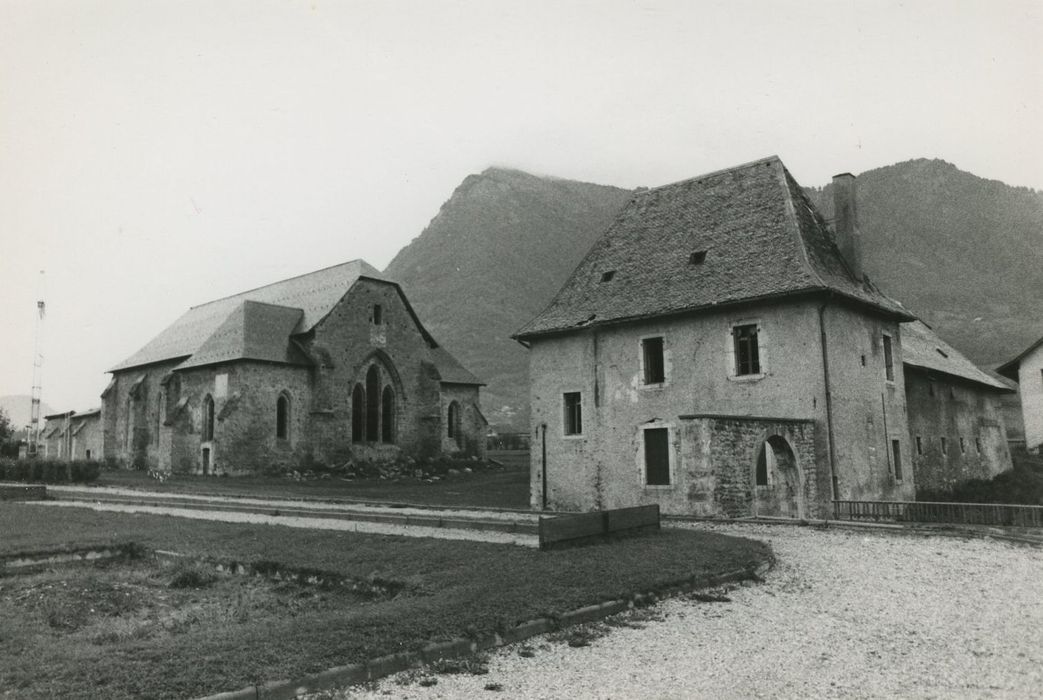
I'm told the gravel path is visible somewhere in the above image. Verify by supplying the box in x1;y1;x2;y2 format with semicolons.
26;501;538;547
337;523;1043;699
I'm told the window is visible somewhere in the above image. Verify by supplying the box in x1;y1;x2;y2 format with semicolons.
85;449;92;460
642;337;665;384
860;355;866;367
366;365;380;440
892;440;903;482
600;270;616;282
733;324;761;376
959;437;966;454
975;437;982;454
940;437;948;456
644;428;670;486
372;304;383;325
276;394;289;440
883;335;895;382
381;386;395;443
915;436;923;456
202;395;215;442
447;401;461;445
563;392;582;436
689;250;707;265
755;444;769;486
351;384;365;442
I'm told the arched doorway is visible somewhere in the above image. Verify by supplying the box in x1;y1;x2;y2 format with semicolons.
752;435;802;518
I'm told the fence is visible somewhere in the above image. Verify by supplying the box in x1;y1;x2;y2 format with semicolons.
833;500;1043;528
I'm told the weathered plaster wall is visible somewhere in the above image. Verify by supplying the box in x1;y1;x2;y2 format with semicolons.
821;305;915;502
70;415;102;460
529;298;913;517
1017;344;1043;451
905;369;1013;495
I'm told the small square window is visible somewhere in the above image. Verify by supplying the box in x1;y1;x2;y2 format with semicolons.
372;304;383;325
642;337;665;384
563;392;582;436
600;270;615;282
688;250;707;265
733;324;761;376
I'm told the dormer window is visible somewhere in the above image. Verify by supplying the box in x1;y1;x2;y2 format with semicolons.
689;250;707;265
372;304;383;325
600;271;616;282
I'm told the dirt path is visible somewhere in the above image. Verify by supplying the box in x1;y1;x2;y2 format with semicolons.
27;500;538;547
339;523;1043;699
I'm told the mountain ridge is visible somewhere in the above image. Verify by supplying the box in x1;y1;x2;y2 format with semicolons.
386;159;1043;430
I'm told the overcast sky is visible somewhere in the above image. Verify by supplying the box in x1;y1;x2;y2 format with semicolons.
1;0;1041;417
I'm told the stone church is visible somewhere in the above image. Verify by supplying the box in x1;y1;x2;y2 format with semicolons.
103;260;486;474
515;157;1011;518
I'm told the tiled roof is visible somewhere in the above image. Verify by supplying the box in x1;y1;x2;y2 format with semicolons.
514;157;911;340
176;301;310;370
901;321;1010;391
429;346;484;385
111;260;382;371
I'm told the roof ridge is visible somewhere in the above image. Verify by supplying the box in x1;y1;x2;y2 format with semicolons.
642;155;781;195
188;259;376;310
775;160;830;292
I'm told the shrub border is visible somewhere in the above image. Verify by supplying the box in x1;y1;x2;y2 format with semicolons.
197;557;774;700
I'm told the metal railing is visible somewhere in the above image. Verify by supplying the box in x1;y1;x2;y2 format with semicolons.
833;500;1043;528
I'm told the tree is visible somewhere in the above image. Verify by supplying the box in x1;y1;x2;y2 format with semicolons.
0;407;16;457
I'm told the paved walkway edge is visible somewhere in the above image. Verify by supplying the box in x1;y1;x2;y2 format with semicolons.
196;557;775;700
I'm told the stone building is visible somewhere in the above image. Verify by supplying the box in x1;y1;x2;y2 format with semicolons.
515;156;1007;518
997;336;1043;453
41;408;102;461
102;260;485;474
901;321;1013;494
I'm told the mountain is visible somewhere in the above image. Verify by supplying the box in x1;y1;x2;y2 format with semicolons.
384;168;632;429
387;160;1043;430
806;159;1043;367
0;395;56;429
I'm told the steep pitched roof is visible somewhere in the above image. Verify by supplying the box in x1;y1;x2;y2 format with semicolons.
996;334;1043;380
111;260;382;371
176;301;310;370
429;346;484;385
514;156;912;340
901;320;1010;391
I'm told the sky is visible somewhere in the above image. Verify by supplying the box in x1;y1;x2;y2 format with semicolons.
1;0;1041;418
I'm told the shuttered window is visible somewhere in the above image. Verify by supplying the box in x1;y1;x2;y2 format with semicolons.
644;428;670;485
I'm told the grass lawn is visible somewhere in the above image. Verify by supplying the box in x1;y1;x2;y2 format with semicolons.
91;450;532;510
0;503;770;699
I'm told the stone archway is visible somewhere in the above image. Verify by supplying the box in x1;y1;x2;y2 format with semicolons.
753;435;802;518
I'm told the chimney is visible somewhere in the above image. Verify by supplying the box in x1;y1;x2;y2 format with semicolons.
832;172;863;281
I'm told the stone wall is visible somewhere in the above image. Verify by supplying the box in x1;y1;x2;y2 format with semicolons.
905;368;1013;495
440;383;487;459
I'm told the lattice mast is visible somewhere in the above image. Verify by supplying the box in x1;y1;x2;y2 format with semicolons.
27;271;45;457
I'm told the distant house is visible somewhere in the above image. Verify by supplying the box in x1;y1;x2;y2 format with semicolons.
515;156;1008;517
901;321;1013;493
997;336;1043;452
41;408;102;461
102;260;485;475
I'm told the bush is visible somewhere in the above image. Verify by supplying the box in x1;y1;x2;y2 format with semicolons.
918;452;1043;505
0;458;101;484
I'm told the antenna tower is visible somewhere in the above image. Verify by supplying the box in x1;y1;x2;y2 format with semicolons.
27;271;46;457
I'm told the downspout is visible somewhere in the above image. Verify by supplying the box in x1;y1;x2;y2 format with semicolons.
540;422;548;511
818;298;840;507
